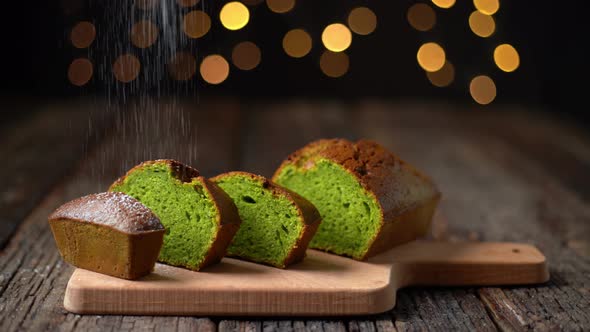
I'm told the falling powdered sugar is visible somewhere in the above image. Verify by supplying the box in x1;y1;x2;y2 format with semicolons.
49;192;164;233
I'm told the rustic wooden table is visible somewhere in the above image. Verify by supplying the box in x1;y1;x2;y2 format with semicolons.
1;100;589;331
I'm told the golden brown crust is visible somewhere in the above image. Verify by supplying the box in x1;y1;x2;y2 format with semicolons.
48;192;165;280
272;138;440;260
280;183;322;267
362;194;440;259
211;171;321;268
197;178;242;270
110;159;201;189
110;159;241;271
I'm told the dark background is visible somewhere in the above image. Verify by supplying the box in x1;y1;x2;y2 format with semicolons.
0;1;586;120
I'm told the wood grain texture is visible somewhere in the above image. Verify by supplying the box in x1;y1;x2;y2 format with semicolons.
1;100;589;331
0;100;240;332
239;103;514;330
356;102;590;331
63;241;548;316
0;102;106;248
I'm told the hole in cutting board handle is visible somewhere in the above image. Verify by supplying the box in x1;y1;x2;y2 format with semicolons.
512;248;520;253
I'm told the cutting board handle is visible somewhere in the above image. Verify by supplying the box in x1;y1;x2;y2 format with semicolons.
370;241;550;287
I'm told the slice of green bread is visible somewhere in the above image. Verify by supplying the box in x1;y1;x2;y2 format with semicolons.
273;139;440;260
109;160;241;271
211;172;321;268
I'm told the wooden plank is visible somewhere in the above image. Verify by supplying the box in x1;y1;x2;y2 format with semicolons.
0;100;241;332
0;102;106;247
231;101;363;331
219;320;261;332
356;102;590;331
459;134;590;331
236;101;507;331
2;101;588;330
350;314;397;332
466;109;590;259
392;289;497;332
55;315;217;332
469;109;590;203
374;315;397;332
352;102;501;331
64;241;547;316
348;319;377;332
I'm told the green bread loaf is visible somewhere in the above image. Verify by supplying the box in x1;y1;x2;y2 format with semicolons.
109;160;241;271
212;172;321;268
273;139;441;260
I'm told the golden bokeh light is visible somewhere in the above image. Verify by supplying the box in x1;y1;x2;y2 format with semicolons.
470;75;496;105
232;41;261;70
168;52;197;80
282;29;312;58
220;2;250;31
426;61;455;87
494;44;520;72
473;0;499;15
177;0;199;7
468;11;495;38
266;0;295;14
183;10;211;39
347;7;377;35
70;21;95;48
319;51;349;78
113;54;141;83
431;0;455;9
200;55;230;84
321;23;352;52
130;20;159;48
68;58;93;86
407;3;436;32
417;42;446;72
135;0;158;10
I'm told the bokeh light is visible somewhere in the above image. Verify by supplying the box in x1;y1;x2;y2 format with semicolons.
347;7;377;35
232;41;261;70
135;0;158;10
426;61;455;87
283;29;312;58
494;44;520;72
468;11;495;38
113;54;141;83
177;0;199;8
321;23;352;52
266;0;295;14
70;21;96;48
183;10;211;39
200;55;230;84
473;0;499;15
319;51;349;78
431;0;455;9
220;2;250;31
68;58;93;86
130;20;159;48
168;52;197;80
470;75;496;105
417;42;446;72
407;3;436;32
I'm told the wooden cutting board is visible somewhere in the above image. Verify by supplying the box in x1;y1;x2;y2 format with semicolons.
64;241;549;316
